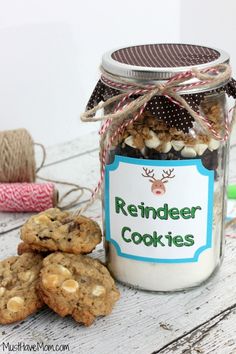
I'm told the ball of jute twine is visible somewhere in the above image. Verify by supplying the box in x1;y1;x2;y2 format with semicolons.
0;129;38;183
0;128;92;210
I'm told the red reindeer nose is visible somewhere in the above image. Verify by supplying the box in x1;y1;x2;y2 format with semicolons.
151;183;165;195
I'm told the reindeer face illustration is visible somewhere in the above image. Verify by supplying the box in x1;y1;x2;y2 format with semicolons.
151;180;166;196
142;167;175;196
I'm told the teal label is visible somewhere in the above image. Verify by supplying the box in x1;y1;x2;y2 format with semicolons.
105;156;214;263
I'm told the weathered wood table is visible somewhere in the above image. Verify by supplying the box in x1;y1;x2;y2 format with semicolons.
1;131;236;354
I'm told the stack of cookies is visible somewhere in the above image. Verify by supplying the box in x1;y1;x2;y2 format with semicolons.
0;208;120;326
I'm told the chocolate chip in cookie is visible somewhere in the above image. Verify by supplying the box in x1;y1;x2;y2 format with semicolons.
38;252;120;326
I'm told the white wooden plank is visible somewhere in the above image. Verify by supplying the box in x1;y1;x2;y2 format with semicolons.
157;307;236;354
35;131;99;168
0;150;100;234
1;230;236;354
0;130;236;353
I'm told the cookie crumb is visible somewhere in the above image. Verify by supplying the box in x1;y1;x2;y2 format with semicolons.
159;322;173;331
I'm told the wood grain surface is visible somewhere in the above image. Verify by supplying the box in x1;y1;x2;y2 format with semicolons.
0;131;236;354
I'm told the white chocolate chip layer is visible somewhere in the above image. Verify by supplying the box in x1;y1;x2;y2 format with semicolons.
61;279;79;293
162;142;172;153
171;140;184;151
124;136;136;148
208;138;220;151
181;146;197;158
92;285;106;297
0;287;6;296
194;143;208;156
7;296;24;312
145;131;161;149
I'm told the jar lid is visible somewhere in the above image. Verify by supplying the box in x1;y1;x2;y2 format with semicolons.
102;43;230;89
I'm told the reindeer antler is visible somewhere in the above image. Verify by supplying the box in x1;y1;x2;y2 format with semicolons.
142;167;156;181
161;168;175;182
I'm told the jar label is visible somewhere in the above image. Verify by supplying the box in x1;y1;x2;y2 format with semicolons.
105;156;214;263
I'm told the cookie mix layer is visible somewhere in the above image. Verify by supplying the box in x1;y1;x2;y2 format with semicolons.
107;108;222;177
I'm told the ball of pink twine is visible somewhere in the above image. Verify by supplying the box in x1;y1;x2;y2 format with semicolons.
0;128;90;212
0;183;57;212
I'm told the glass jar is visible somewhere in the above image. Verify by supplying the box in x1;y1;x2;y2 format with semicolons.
86;44;235;291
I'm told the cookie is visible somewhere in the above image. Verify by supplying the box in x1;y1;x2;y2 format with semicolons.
17;242;49;255
20;208;102;255
0;253;44;324
38;252;120;326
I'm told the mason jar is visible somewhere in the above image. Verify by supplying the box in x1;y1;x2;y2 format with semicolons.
85;44;235;291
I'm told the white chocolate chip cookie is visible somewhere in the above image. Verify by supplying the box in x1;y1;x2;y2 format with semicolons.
0;253;44;324
20;208;102;255
38;252;120;326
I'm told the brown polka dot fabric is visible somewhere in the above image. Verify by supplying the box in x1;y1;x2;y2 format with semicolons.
145;94;203;132
111;44;220;68
86;44;236;133
86;79;236;133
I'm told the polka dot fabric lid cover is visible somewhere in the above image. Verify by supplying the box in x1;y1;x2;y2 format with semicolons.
111;44;219;68
86;44;236;133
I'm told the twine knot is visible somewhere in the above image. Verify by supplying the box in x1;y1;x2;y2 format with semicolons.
81;63;233;141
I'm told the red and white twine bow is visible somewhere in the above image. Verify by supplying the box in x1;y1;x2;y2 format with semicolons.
78;63;234;213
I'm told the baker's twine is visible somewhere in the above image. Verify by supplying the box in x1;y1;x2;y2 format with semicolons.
82;64;233;140
0;128;92;210
76;63;236;215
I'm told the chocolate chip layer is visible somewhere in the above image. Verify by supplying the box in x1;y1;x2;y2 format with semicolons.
111;143;219;174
